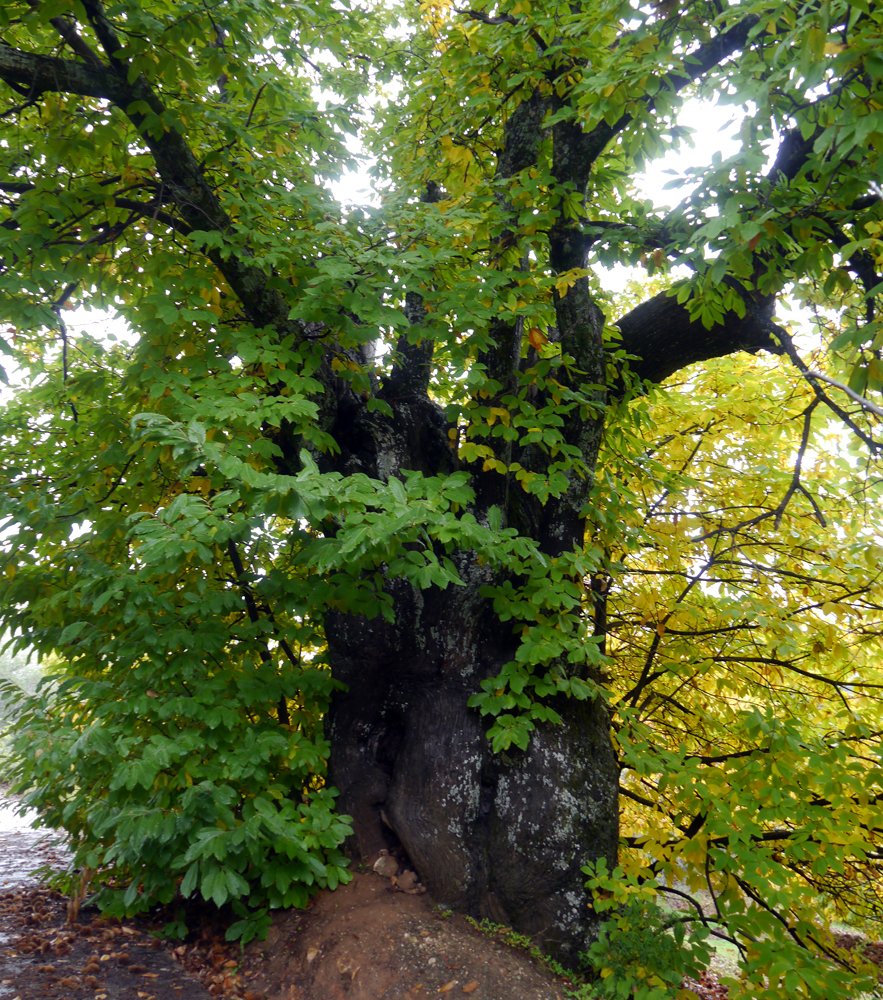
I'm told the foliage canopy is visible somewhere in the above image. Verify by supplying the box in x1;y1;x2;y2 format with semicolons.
1;0;882;995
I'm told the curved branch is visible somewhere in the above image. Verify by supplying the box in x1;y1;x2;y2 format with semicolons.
614;289;784;387
0;38;300;338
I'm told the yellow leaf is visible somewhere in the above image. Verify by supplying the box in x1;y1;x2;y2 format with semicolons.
528;327;548;351
440;135;472;171
554;268;588;296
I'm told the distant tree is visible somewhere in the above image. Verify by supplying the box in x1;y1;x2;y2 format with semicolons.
0;0;881;992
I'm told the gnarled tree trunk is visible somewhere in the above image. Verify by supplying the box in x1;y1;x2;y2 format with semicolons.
315;248;783;964
325;561;619;964
316;371;620;963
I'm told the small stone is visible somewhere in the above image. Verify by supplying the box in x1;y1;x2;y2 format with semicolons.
372;849;399;878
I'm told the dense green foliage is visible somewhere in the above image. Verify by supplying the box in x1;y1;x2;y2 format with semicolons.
1;0;882;994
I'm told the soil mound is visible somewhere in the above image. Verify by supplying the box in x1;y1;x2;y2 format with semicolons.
239;870;574;999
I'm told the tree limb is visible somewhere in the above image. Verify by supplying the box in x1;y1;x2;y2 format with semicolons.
26;0;105;69
583;15;760;167
776;327;882;452
0;41;127;103
0;38;300;338
805;369;883;420
614;289;784;387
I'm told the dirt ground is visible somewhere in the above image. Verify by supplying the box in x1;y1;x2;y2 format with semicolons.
237;869;579;1000
1;803;878;1000
0;867;584;1000
0;859;735;1000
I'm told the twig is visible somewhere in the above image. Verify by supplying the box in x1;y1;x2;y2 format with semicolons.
804;369;883;419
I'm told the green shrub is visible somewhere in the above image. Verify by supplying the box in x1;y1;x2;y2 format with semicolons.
0;664;351;939
583;900;712;1000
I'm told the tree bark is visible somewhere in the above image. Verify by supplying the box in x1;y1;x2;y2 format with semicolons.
313;376;620;963
616;289;784;387
324;562;619;965
313;262;784;964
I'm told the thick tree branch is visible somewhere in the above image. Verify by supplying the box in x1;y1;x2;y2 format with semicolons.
78;0;127;65
614;289;784;386
384;289;435;398
0;39;299;337
0;41;127;102
477;90;547;390
604;109;880;394
385;183;445;398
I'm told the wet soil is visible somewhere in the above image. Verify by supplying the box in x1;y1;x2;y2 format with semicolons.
0;797;220;999
0;886;218;1000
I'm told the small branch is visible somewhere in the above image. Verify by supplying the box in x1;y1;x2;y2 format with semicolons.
774;401;824;528
804;369;883;420
618;784;658;809
455;7;548;51
226;539;290;727
244;82;268;129
775;328;882;453
26;0;105;69
52;283;79;422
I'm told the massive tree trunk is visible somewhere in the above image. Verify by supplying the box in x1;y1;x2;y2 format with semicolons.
312;280;783;962
325;563;618;963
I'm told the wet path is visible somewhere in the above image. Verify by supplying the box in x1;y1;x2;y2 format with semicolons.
0;798;70;892
0;794;217;999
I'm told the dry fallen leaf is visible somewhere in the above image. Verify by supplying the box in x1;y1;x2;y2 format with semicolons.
394;870;419;892
462;982;479;994
438;981;458;993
